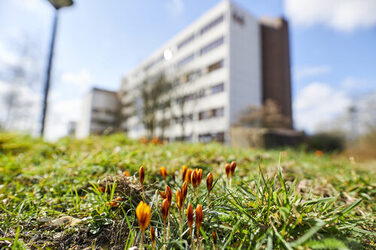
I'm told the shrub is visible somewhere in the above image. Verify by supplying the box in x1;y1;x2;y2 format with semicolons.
307;133;345;152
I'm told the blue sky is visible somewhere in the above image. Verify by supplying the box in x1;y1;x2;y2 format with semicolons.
0;0;375;139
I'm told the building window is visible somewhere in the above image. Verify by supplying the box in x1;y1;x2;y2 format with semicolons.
214;107;224;117
232;12;245;26
211;82;224;94
215;132;225;142
198;131;225;143
200;14;224;35
144;55;164;71
200;36;224;56
177;34;195;50
177;53;194;67
207;59;224;73
198;107;224;120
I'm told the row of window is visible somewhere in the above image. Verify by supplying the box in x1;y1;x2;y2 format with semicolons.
179;59;224;85
123;59;225;117
198;107;224;120
177;53;194;67
178;36;225;67
200;36;224;56
177;14;225;50
164;131;225;143
198;131;225;143
175;82;224;104
142;14;225;72
144;55;164;71
92;108;117;116
154;106;224;128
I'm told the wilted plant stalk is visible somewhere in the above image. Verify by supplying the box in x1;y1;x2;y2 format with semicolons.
150;226;156;250
139;166;145;197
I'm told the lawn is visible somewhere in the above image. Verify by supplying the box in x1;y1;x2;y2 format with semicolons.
0;133;375;249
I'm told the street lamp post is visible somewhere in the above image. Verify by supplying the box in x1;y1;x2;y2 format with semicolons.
40;0;73;137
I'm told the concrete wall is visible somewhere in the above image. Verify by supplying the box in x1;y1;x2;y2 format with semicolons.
76;91;93;138
228;2;262;129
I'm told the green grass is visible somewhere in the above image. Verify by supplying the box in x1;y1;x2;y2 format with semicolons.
0;133;375;249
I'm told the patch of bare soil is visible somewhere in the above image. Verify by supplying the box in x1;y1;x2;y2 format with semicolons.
3;175;147;249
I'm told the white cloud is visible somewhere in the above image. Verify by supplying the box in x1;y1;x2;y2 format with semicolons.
341;76;370;92
12;0;48;14
284;0;376;32
166;0;184;16
0;42;18;66
61;69;93;91
0;80;41;133
45;98;82;141
294;82;352;133
295;65;331;80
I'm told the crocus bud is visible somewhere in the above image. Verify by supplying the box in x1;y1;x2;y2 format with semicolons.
225;163;231;178
123;170;130;177
212;230;217;244
181;181;188;201
206;172;213;192
182;165;188;180
230;161;236;176
187;203;194;229
139;166;145;185
136;201;151;232
150;225;156;243
159;190;167;199
191;170;198;188
197;169;203;186
160;167;168;179
176;189;183;209
185;168;193;183
161;198;170;222
165;185;172;204
195;204;203;231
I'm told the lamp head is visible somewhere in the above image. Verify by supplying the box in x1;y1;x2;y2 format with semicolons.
47;0;73;9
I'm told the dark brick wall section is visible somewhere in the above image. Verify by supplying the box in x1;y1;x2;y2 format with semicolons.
260;18;293;129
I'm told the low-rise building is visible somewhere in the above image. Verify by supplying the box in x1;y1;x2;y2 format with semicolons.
76;88;120;138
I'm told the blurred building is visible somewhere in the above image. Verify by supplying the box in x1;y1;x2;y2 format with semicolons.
67;121;77;137
76;87;120;138
78;0;293;143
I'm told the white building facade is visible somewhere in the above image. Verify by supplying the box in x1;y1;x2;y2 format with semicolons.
120;1;262;143
76;88;120;138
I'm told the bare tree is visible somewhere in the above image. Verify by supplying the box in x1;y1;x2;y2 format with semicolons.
170;71;201;141
0;35;41;131
237;99;290;129
140;73;172;139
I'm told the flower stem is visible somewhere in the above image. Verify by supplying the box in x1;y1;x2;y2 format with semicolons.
196;227;200;250
167;211;170;242
190;227;194;250
207;192;210;207
163;220;167;250
179;209;183;240
139;231;144;250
